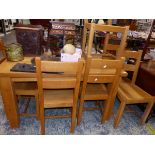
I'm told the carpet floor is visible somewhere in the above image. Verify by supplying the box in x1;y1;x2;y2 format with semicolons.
0;95;154;135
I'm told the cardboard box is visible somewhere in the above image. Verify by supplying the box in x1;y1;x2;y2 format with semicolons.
61;48;82;62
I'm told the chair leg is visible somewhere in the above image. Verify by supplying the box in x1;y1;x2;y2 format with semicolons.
101;100;110;123
15;95;20;115
114;101;126;128
23;97;30;113
77;99;84;125
40;108;45;135
140;101;154;125
35;94;40;120
105;96;117;121
70;106;77;133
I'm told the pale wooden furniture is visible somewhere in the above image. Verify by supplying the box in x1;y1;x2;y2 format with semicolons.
114;50;154;128
77;55;124;125
13;82;39;118
81;23;128;121
82;22;129;59
0;58;37;128
35;57;84;134
0;57;127;129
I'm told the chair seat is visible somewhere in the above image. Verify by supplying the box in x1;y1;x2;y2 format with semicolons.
118;78;153;103
84;83;108;100
44;89;74;108
14;82;37;95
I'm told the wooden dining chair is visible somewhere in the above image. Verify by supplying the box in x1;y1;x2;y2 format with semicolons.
35;57;84;134
77;55;124;125
114;50;154;128
82;22;129;59
13;82;39;119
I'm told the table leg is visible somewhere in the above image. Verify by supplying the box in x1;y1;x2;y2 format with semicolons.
0;77;19;128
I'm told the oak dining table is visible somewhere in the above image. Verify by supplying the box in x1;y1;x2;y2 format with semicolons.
0;57;127;128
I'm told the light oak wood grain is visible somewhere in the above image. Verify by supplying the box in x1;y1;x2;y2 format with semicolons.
114;50;154;128
77;55;124;125
35;57;84;134
82;22;129;59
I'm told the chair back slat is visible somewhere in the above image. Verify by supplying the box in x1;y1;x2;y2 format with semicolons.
42;78;76;89
124;64;136;71
125;50;142;59
106;44;120;51
94;24;127;33
41;61;79;74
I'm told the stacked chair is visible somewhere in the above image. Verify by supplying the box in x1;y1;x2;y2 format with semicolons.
78;22;154;127
78;22;128;124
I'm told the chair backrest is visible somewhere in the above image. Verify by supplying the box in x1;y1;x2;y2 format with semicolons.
123;50;142;84
35;57;84;105
82;22;129;59
81;54;124;98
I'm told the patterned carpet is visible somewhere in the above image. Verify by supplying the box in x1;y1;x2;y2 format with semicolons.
0;95;154;135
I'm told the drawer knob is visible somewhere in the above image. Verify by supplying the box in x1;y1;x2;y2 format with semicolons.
103;65;107;68
94;78;98;81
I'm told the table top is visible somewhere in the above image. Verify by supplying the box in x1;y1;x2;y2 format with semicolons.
0;57;36;78
0;57;128;81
